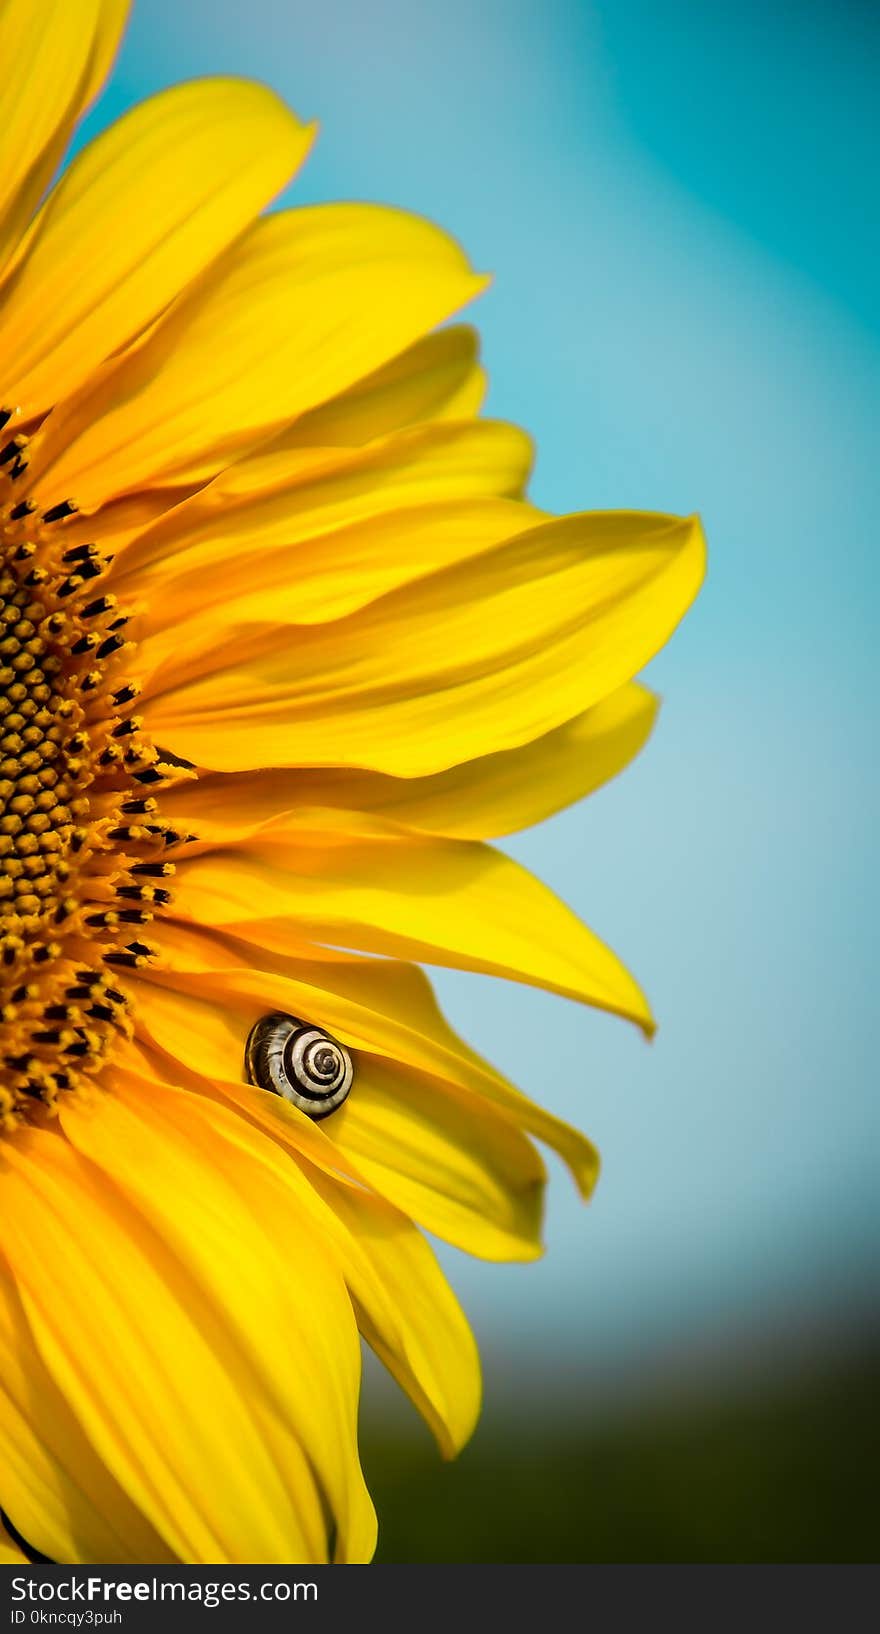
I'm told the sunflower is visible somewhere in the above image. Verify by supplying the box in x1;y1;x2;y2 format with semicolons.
0;0;704;1568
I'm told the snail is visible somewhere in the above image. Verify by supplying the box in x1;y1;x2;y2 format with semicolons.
244;1011;353;1119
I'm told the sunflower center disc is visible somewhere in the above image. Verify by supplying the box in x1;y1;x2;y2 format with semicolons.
0;447;190;1129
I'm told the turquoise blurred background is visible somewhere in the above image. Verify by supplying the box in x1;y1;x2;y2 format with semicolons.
79;1;879;1560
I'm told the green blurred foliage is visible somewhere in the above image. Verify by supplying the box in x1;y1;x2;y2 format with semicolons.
362;1347;879;1563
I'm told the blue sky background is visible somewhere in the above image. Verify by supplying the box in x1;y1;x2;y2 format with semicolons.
79;1;879;1393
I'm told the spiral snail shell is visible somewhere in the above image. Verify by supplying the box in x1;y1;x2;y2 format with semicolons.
245;1012;354;1119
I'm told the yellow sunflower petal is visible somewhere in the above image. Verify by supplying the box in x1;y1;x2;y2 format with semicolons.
0;1267;173;1564
31;204;488;509
286;324;487;446
51;327;492;567
138;510;705;775
59;1078;378;1561
301;1167;481;1456
329;1055;546;1260
0;78;313;420
1;1121;373;1563
129;917;599;1203
88;1051;480;1458
0;0;128;276
160;682;657;843
125;496;540;661
52;486;205;561
130;974;546;1260
0;1518;28;1564
78;0;131;107
175;413;529;511
110;423;533;608
134;917;600;1195
171;808;651;1030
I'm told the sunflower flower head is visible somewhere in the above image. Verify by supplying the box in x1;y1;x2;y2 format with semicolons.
0;0;704;1567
